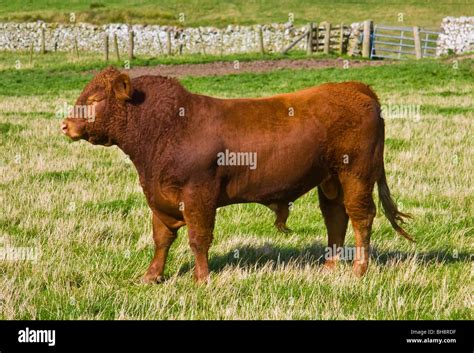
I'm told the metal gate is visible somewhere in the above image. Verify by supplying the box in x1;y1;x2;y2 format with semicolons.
371;25;439;60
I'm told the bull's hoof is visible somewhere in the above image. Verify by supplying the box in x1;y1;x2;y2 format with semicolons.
141;273;165;284
323;258;338;271
352;262;368;278
275;222;292;233
194;273;211;284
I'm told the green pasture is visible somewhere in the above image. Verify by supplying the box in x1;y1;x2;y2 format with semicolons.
0;52;472;319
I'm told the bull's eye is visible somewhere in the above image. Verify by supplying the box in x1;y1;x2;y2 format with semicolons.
86;94;105;105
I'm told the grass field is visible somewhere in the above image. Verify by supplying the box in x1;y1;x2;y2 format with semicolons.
1;0;473;28
0;52;472;319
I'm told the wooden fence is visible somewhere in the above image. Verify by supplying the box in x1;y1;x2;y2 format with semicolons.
307;22;350;54
282;22;350;55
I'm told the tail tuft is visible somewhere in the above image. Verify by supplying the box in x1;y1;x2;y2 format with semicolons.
377;171;414;242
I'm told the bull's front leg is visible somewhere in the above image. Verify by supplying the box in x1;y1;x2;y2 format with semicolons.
142;213;182;284
181;184;217;283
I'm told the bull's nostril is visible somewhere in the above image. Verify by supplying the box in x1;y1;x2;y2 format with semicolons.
61;122;68;134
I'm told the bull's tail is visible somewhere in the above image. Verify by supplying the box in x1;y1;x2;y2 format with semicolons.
347;81;413;241
377;168;414;242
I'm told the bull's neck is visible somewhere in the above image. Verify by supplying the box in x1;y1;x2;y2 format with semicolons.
113;87;191;178
114;115;144;174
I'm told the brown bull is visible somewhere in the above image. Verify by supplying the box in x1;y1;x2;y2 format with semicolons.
61;67;412;283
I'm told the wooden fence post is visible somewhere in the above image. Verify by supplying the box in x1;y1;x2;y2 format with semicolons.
306;22;314;55
29;42;34;64
104;32;109;62
128;28;134;60
156;32;164;55
313;23;319;53
258;26;265;55
198;27;206;55
339;23;345;54
219;29;224;56
40;27;46;54
73;37;79;59
362;20;372;58
167;30;172;55
324;22;331;54
113;34;120;61
413;26;422;60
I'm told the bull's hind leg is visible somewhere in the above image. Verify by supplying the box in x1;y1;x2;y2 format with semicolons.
339;174;376;277
318;177;349;269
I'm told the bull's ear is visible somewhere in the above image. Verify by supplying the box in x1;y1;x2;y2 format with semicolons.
112;73;133;101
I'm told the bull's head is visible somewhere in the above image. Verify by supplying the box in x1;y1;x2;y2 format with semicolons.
61;66;132;146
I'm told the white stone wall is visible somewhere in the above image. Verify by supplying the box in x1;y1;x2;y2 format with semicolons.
347;22;364;56
437;17;474;55
0;17;472;57
0;22;309;55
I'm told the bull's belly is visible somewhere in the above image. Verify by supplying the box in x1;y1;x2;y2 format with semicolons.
220;165;328;205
